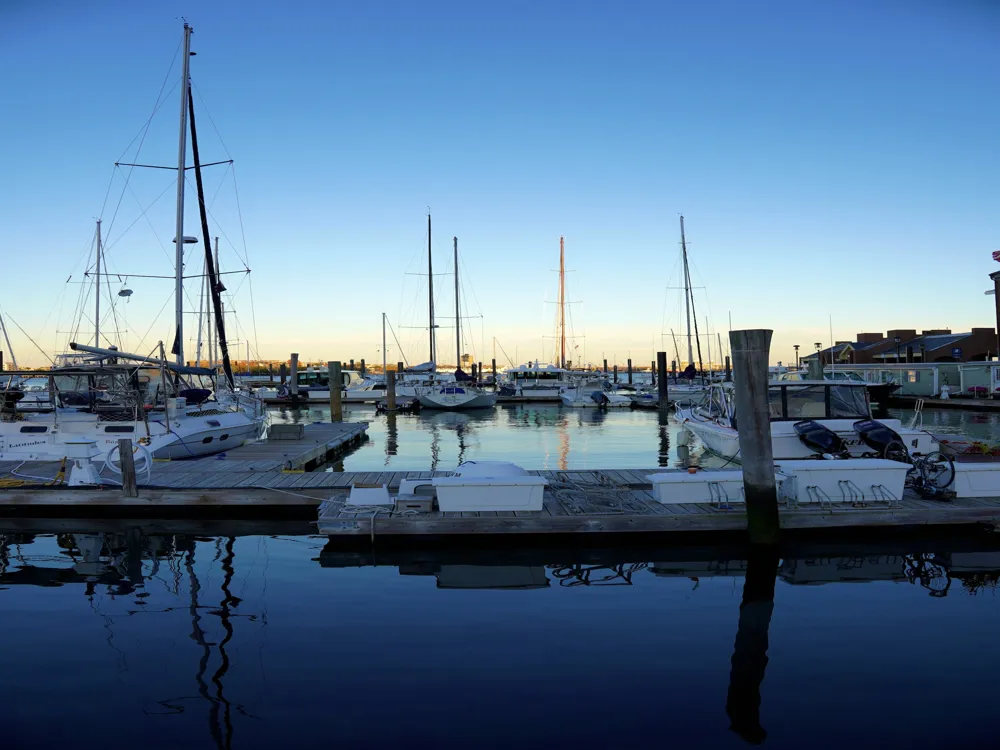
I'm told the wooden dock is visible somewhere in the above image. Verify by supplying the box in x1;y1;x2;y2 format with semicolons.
1;460;999;538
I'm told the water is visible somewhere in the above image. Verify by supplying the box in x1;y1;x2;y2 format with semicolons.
1;528;998;748
270;403;729;471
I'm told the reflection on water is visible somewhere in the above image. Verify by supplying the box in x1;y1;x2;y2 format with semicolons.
273;403;727;471
2;526;998;747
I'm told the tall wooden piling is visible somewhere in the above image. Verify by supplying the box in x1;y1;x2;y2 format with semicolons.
279;362;287;385
478;362;483;384
397;361;404;374
491;358;497;384
725;355;732;381
289;353;299;406
729;329;779;544
360;359;366;377
656;351;669;407
328;361;343;422
613;365;618;383
603;358;608;375
386;370;397;410
627;359;632;385
118;439;138;498
349;359;355;372
650;360;656;386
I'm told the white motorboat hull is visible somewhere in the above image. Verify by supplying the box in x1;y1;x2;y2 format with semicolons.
417;387;497;410
676;411;936;461
560;393;632;408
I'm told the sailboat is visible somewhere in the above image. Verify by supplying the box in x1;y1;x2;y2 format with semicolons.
0;23;266;464
417;226;497;410
668;216;709;401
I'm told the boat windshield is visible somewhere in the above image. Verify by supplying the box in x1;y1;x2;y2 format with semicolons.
767;384;869;420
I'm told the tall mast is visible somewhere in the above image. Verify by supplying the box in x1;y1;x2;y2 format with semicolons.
382;312;387;375
680;215;693;367
454;236;461;370
195;255;206;364
559;236;566;369
94;219;102;347
211;237;219;367
173;22;193;364
427;213;436;366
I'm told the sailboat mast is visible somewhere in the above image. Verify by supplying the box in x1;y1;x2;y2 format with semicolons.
680;215;693;367
559;236;566;369
428;213;436;366
173;22;193;364
195;256;206;365
454;237;461;370
382;312;387;374
94;219;102;347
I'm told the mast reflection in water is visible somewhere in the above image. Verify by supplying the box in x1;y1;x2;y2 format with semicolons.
1;528;998;748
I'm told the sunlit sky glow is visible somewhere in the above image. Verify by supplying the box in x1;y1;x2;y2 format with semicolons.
2;0;999;368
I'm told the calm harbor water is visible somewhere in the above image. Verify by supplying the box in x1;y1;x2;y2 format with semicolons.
1;528;998;748
268;403;1000;472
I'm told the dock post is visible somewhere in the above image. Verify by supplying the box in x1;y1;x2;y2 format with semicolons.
349;359;355;372
328;361;343;422
118;438;138;498
656;351;669;407
397;361;404;374
492;358;497;384
279;362;287;385
360;359;366;377
627;359;632;385
268;363;274;382
386;370;397;410
671;360;677;377
650;360;656;386
289;353;299;406
603;358;608;375
1;351;4;373
478;362;483;383
613;364;618;383
729;329;779;545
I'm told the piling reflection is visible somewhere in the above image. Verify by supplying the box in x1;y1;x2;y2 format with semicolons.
657;409;671;467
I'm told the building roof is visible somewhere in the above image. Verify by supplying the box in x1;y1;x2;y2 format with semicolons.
871;332;971;359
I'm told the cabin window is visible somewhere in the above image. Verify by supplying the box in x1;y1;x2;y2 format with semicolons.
206;420;222;427
220;434;229;441
907;370;920;383
202;437;214;444
104;426;135;433
19;425;47;434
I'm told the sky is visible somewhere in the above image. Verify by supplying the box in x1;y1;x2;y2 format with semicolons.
1;0;999;368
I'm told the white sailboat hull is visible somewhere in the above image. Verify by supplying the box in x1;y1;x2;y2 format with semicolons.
417;387;497;410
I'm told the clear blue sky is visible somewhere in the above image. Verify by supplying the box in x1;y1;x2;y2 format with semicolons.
2;0;999;368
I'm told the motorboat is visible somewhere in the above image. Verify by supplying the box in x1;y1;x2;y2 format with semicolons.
560;380;631;408
417;383;497;410
499;362;575;400
675;380;935;461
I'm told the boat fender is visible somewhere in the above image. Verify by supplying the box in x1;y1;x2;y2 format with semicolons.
677;429;691;447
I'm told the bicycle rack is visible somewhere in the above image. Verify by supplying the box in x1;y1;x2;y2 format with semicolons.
708;481;734;510
804;485;834;509
839;479;866;507
868;484;899;508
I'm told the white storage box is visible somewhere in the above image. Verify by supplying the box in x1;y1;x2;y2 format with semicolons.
646;470;746;505
346;483;393;506
775;459;907;504
951;459;1000;498
432;461;547;512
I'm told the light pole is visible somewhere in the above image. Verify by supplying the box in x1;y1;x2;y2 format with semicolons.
793;344;800;369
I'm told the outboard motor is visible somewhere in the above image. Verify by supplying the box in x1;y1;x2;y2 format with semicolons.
853;419;908;460
590;391;609;406
793;420;848;458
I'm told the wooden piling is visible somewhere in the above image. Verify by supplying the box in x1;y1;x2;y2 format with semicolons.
492;358;497;384
613;364;618;383
650;360;656;386
349;359;355;372
478;362;483;384
386;370;397;410
656;351;669;407
118;439;138;498
603;358;608;375
289;353;299;405
328;361;343;422
729;329;779;544
471;363;478;381
725;355;731;381
627;359;632;385
268;363;274;382
279;362;287;385
360;359;366;377
671;360;677;377
397;361;404;374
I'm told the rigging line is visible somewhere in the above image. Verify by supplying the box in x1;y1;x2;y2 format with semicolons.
230;164;252;270
100;170;176;257
4;312;52;362
184;174;250;272
101;76;182;247
131;291;175;356
190;82;233;160
247;273;261;373
123;175;174;266
385;317;409;368
100;43;181;219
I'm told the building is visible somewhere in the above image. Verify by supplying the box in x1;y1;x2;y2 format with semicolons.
802;328;997;365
